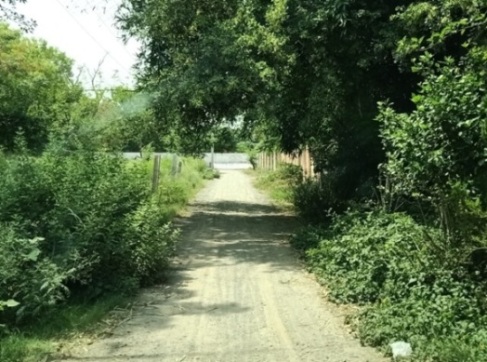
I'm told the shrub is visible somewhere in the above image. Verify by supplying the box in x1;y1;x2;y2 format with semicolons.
292;178;345;224
0;149;206;326
377;52;487;242
308;212;420;304
124;199;179;285
0;226;68;325
289;225;328;254
301;210;487;360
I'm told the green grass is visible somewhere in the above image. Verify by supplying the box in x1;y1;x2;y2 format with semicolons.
251;165;302;208
154;157;211;215
0;295;131;362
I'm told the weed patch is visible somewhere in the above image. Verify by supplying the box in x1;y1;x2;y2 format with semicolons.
253;164;302;206
296;211;487;361
0;295;131;362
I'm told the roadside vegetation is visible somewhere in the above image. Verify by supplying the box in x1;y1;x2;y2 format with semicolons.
0;147;211;362
3;0;487;361
0;22;212;362
259;156;487;361
241;0;487;357
253;164;302;207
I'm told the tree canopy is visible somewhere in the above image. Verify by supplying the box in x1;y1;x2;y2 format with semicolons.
119;0;487;206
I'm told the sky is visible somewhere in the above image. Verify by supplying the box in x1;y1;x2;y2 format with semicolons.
15;0;140;89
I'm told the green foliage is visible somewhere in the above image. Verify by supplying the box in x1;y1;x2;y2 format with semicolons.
300;211;487;360
378;46;487;240
121;0;487;361
212;125;239;153
0;227;68;324
154;157;210;213
0;334;51;362
124;200;178;286
0;294;130;362
236;141;258;169
119;0;419;200
307;212;432;304
292;177;347;224
202;168;221;180
119;0;272;152
0;23;169;155
0;23;83;151
289;225;328;254
255;164;302;205
0;149;206;328
393;0;487;66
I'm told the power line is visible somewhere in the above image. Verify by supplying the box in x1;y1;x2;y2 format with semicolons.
92;9;135;60
53;0;133;74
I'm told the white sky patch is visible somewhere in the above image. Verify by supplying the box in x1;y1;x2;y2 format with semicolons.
16;0;139;88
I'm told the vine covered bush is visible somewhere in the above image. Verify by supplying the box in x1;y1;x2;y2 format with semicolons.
300;211;487;360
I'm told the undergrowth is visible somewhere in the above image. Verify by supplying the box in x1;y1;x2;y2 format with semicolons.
257;165;487;361
0;295;131;362
295;211;487;361
253;164;302;206
0;146;210;361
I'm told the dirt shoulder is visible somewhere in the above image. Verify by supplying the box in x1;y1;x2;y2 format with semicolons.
61;170;385;362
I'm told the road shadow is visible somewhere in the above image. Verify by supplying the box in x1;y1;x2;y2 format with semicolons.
176;200;300;270
57;194;302;360
94;199;300;334
190;200;279;214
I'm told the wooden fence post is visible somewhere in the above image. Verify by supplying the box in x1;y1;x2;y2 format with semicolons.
152;155;162;193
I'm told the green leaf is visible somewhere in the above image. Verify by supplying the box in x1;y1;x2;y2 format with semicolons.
5;299;20;308
26;248;41;261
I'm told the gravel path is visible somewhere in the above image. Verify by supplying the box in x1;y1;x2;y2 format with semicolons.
63;170;386;362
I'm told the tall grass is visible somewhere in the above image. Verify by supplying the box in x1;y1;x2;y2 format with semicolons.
253;164;302;206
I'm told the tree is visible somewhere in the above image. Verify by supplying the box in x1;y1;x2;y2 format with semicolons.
0;23;82;151
119;0;418;199
377;0;487;240
118;0;288;153
0;0;34;30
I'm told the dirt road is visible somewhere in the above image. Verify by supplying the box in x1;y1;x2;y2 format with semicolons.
64;170;385;362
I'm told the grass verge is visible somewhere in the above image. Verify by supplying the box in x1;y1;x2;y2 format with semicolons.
0;295;131;362
251;164;302;208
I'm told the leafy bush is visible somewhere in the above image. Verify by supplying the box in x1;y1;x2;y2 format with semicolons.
289;225;328;254
124;200;179;285
359;279;487;361
307;212;430;304
377;50;487;242
301;211;487;360
276;163;303;185
203;168;221;180
0;148;207;326
0;226;68;326
292;177;346;224
154;157;209;210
